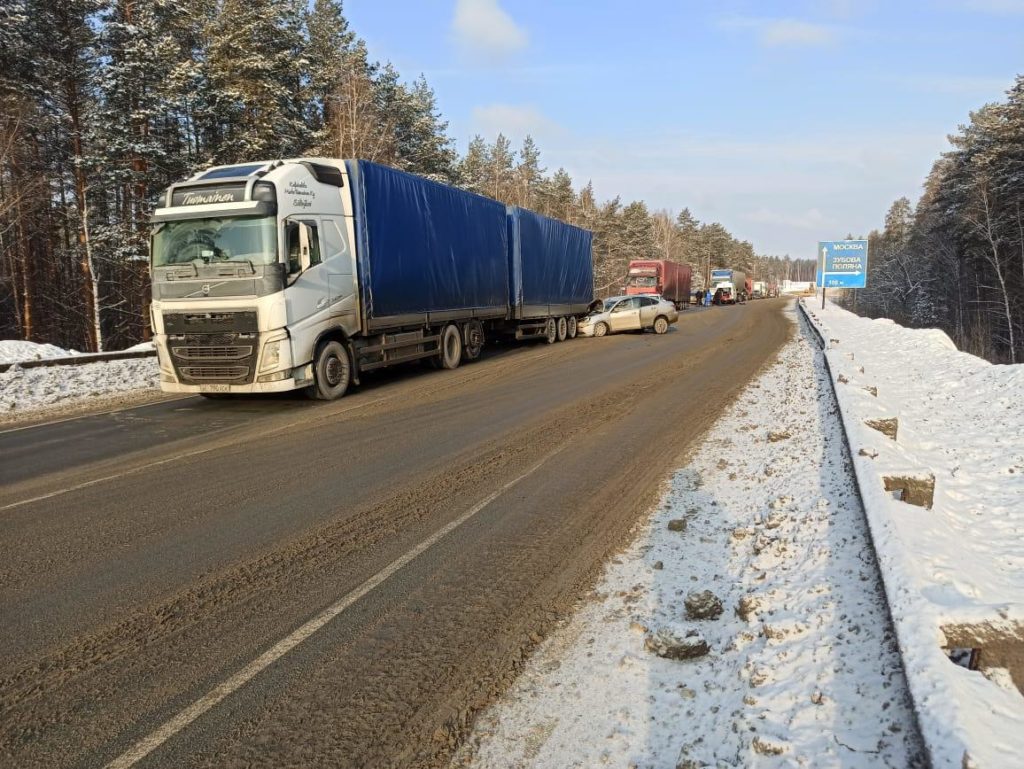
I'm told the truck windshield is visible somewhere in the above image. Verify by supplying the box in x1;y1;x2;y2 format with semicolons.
152;216;278;267
628;276;657;287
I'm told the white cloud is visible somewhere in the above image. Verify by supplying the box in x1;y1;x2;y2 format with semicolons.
720;16;838;47
470;104;566;145
452;0;527;60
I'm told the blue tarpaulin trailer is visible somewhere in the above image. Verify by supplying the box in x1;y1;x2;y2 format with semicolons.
348;160;510;329
507;206;594;320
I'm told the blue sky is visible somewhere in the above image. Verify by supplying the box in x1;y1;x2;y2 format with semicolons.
345;1;1023;258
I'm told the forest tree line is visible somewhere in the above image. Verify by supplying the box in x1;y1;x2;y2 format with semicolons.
843;76;1024;364
0;0;811;352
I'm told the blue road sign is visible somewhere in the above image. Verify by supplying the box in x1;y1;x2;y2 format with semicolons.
817;240;868;288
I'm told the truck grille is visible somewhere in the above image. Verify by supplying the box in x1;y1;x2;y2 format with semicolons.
171;345;254;360
167;328;259;385
178;365;250;382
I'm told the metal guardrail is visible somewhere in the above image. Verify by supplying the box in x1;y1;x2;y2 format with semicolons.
795;297;932;764
0;349;157;374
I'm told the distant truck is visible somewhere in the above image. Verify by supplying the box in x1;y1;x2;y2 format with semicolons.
625;259;692;309
709;268;749;304
752;280;766;299
149;158;594;400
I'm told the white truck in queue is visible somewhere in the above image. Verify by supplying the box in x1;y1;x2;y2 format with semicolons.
149;159;594;400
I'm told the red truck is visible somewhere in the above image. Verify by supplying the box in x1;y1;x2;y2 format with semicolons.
626;260;692;310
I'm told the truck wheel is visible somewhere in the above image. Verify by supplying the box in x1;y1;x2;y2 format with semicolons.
653;316;669;334
441;324;463;369
544;317;557;344
463;320;484;361
310;340;351;400
567;316;578;339
593;322;608;338
556;316;568;342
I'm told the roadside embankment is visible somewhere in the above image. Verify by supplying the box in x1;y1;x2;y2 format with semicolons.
800;297;1024;769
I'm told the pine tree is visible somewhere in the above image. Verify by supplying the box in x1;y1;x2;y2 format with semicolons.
487;133;515;202
457;135;489;194
621;201;655;262
538;168;574;221
390;76;456;180
513;135;544;208
306;0;354;146
206;0;310;163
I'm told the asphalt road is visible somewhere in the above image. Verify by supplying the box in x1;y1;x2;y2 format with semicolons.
0;299;791;769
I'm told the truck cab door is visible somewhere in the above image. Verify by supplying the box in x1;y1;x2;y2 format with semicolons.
285;218;329;339
609;297;642;331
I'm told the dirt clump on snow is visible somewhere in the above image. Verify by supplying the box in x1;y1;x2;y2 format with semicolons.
684;590;724;620
865;417;898;440
883;474;935;509
645;628;710;660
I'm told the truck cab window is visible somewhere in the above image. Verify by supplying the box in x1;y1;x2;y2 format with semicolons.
285;220;322;273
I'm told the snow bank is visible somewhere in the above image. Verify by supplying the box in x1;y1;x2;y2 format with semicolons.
0;340;79;364
0;357;159;415
801;298;1024;769
455;305;923;768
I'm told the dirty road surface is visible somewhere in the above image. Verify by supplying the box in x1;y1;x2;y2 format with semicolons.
0;299;790;769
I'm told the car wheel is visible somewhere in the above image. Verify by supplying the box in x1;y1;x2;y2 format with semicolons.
556;316;568;342
310;340;351;400
653;316;669;335
440;323;463;369
545;317;557;344
567;316;578;339
593;322;609;338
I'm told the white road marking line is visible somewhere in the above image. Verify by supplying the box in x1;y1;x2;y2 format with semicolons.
0;398;387;513
0;395;196;435
103;444;565;769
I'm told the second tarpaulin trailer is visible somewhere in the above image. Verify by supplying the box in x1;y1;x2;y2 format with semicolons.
506;206;594;340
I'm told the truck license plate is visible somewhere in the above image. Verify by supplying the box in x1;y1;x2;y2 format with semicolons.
205;384;230;392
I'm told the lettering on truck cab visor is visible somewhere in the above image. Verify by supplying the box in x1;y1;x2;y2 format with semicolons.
171;184;246;206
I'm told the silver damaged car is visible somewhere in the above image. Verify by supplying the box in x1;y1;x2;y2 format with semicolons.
577;295;679;337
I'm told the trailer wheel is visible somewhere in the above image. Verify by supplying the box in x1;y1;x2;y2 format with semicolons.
463;320;484;361
544;317;557;344
593;321;609;338
310;340;351;400
653;316;669;335
567;316;578;339
556;316;568;342
440;324;463;369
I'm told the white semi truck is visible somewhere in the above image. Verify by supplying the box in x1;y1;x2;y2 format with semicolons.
149;159;594;400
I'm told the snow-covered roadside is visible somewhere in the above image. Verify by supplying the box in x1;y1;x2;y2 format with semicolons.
0;339;159;419
0;339;84;364
801;298;1024;769
454;303;924;769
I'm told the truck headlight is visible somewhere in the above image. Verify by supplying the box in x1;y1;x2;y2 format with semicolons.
260;340;281;372
258;336;291;373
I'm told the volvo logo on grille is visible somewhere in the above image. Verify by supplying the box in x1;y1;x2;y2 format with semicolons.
201;284;211;295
